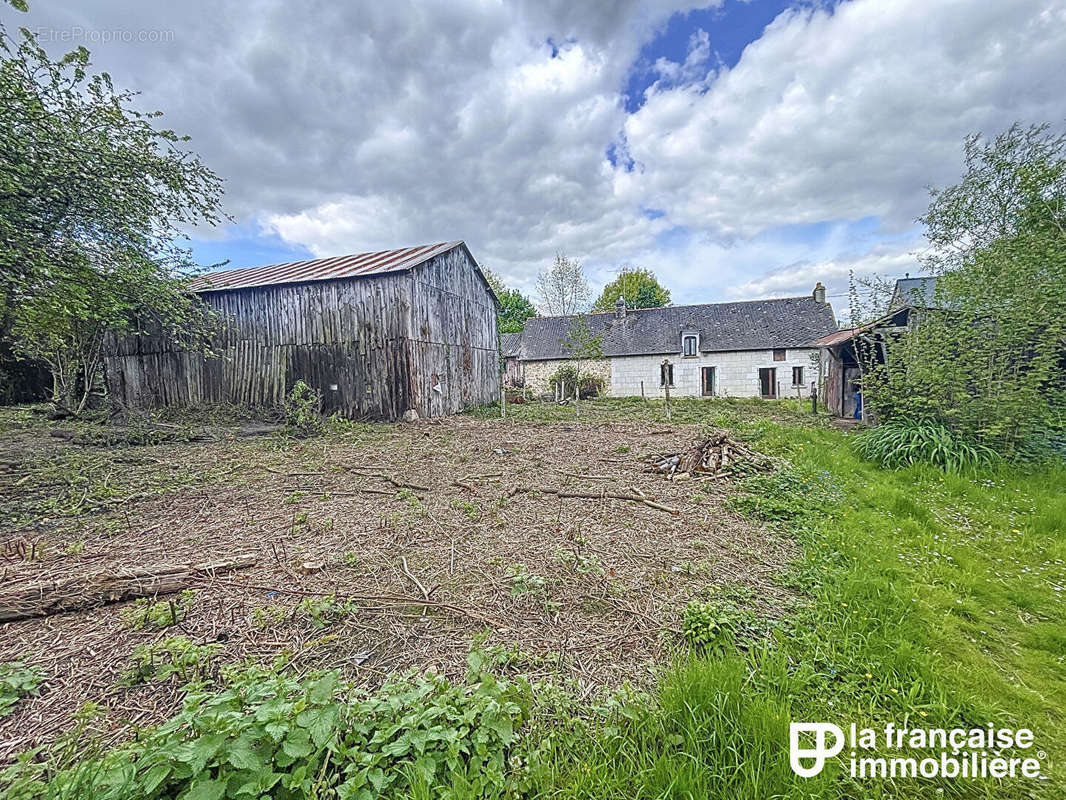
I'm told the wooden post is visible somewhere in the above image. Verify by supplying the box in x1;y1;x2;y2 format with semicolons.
500;383;506;419
641;380;646;402
811;381;818;414
661;359;672;422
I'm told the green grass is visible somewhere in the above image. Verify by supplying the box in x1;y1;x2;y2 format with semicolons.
520;411;1065;799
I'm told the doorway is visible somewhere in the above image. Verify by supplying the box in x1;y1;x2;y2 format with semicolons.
759;367;776;399
701;367;716;396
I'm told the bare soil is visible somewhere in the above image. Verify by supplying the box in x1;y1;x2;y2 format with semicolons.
0;410;798;759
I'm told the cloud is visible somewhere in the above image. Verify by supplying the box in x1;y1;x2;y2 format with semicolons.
18;0;1066;305
622;0;1066;238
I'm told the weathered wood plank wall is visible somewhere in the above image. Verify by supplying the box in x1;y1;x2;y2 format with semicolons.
103;245;499;420
406;247;499;417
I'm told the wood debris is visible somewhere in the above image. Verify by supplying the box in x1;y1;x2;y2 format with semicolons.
0;554;257;622
643;430;774;480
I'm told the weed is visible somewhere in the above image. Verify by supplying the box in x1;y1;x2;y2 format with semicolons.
122;636;223;685
120;590;196;630
681;601;736;652
451;497;481;521
6;656;530;800
506;563;549;597
0;662;44;717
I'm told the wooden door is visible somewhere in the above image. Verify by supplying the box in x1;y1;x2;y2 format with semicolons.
759;367;776;398
701;367;716;396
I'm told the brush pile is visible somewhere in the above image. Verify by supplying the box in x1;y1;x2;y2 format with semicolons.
643;430;774;480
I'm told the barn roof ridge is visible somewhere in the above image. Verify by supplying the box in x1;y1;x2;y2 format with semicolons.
188;240;465;292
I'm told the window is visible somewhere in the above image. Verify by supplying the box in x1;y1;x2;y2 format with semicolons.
792;366;804;386
773;348;786;361
660;363;674;387
682;335;698;356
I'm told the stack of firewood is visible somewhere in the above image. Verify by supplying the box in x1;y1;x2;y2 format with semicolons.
643;430;774;480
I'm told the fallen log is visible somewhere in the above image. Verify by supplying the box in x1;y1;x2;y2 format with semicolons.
0;553;257;623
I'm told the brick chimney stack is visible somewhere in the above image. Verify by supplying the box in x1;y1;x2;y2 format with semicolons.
615;296;627;319
812;282;826;304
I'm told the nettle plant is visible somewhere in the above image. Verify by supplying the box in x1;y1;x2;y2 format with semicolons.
2;657;531;800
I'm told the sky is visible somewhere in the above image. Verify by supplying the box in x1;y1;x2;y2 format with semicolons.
11;0;1066;313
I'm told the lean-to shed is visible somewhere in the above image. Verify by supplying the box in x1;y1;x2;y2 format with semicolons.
103;241;500;420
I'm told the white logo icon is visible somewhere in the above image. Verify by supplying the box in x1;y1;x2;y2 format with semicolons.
790;723;844;777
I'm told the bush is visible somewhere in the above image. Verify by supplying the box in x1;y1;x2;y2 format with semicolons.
852;418;999;473
548;365;603;399
284;380;323;437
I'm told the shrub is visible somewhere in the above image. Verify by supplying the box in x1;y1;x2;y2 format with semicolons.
284;380;323;437
852;418;999;473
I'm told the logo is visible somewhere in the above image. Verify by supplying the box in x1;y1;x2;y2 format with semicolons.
789;721;1044;781
790;723;845;778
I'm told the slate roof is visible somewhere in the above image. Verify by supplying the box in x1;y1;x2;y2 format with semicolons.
500;332;523;358
518;297;838;360
890;276;939;308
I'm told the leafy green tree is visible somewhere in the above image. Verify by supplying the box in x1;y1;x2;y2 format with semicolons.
497;288;537;333
592;266;671;312
481;267;537;333
0;26;224;413
862;123;1066;459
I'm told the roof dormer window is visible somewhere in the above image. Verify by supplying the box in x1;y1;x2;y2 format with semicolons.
682;332;699;357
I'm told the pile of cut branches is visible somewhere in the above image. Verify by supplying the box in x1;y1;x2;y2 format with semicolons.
643;430;774;480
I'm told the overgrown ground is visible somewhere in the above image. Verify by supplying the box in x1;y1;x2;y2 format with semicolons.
0;397;1063;799
0;400;795;759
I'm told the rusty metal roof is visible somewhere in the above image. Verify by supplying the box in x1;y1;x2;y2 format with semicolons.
188;241;464;292
811;327;860;347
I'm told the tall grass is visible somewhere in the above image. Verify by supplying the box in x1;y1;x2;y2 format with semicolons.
852;418;999;473
527;417;1065;798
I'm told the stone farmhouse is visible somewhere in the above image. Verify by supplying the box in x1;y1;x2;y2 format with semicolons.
510;285;838;400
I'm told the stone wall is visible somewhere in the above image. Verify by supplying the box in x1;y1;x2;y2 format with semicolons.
523;358;612;396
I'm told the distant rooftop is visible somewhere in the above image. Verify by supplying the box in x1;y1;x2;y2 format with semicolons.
518;296;837;360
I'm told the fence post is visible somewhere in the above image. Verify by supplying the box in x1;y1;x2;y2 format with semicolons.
661;358;672;422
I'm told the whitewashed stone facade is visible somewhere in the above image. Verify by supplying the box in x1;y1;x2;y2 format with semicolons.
608;349;819;399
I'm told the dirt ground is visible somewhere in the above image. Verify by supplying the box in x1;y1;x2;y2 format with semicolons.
0;408;798;759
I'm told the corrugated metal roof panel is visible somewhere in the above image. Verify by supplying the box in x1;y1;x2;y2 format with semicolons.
188;241;463;292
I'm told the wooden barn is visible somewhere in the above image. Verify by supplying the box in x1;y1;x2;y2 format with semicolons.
103;241;500;420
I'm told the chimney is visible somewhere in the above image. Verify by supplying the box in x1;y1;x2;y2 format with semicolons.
812;282;826;304
615;296;627;319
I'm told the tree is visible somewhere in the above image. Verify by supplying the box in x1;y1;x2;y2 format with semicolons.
0;26;224;413
535;254;590;316
861;123;1066;458
497;288;537;333
592;266;671;312
481;267;536;333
